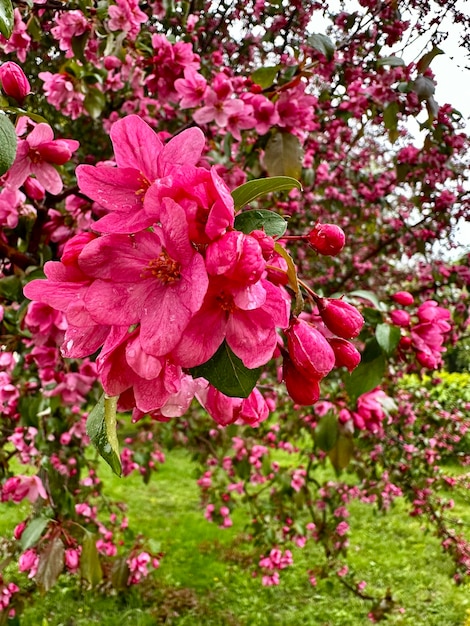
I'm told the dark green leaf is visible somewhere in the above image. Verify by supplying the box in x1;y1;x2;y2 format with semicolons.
21;517;50;550
307;33;335;60
274;242;303;314
377;56;405;67
190;341;261;398
71;31;89;63
0;114;17;176
251;65;280;89
263;132;303;179
0;275;22;301
80;531;103;587
86;394;122;477
36;537;64;592
328;435;354;471
314;412;338;452
344;354;386;401
232;176;302;210
3;106;48;124
111;557;131;591
84;86;106;119
234;209;287;237
0;0;14;39
376;323;401;355
416;46;444;73
362;307;384;326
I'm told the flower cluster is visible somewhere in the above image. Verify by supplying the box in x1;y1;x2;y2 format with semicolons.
24;114;293;421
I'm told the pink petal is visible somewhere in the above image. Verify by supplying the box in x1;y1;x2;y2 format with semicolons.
76;164;147;212
34;162;63;195
110;115;163;180
158;127;205;176
85;280;145;326
27;123;54;147
227;309;277;368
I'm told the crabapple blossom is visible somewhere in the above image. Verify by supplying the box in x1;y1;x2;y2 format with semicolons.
308;223;346;256
318;298;364;339
0;61;30;103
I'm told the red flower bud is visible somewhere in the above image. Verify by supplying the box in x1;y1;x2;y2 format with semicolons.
318;298;364;339
392;291;414;306
308;223;345;256
285;319;335;379
0;62;31;104
389;309;410;327
328;338;361;372
23;176;45;201
283;356;321;405
36;140;75;165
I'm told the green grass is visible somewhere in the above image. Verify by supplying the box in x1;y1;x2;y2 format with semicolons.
4;449;470;626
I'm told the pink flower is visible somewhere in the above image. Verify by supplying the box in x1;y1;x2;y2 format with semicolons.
6;123;79;194
174;68;207;108
1;475;47;503
50;10;89;56
174;276;289;369
79;199;208;357
19;549;39;578
107;0;148;40
64;548;80;573
76;114;205;234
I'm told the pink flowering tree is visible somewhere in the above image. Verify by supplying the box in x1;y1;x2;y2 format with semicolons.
0;0;468;620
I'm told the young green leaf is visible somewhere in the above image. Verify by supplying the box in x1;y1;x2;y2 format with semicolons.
307;33;335;61
20;517;50;550
376;323;401;355
190;341;261;398
344;354;386;401
80;531;103;587
263;132;303;179
86;394;122;476
328;435;354;471
314;412;338;452
0;0;14;39
232;176;302;210
0;113;17;176
234;209;287;237
251;65;280;89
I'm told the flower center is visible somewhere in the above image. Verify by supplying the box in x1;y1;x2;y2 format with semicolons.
216;291;235;313
144;251;181;284
135;173;151;203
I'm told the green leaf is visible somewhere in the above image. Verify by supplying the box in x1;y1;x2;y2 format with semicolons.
36;537;64;593
251;65;280;89
383;101;400;143
263;132;303;179
348;290;382;309
344;354;386;401
377;56;405;67
0;0;14;39
80;531;103;587
0;275;22;301
84;86;106;119
0;114;17;176
328;435;354;471
21;517;50;550
111;557;131;591
362;307;384;326
190;341;261;398
416;46;444;73
274;242;303;314
2;106;48;124
314;412;338;452
376;323;401;355
86;394;122;476
71;31;89;63
307;33;335;61
234;209;287;237
232;176;302;210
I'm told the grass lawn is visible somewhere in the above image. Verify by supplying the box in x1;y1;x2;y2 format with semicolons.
3;449;470;626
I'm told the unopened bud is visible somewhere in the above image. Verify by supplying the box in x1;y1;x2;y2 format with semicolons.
318;298;364;339
328;338;361;372
389;309;410;327
285;319;335;379
23;176;45;201
308;223;345;256
0;62;31;104
392;291;414;306
283;356;321;405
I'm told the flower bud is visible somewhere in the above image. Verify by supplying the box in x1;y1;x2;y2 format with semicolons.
283;356;321;405
328;338;361;372
389;309;410;327
285;319;335;379
318;298;364;339
36;140;75;165
23;176;45;201
392;291;414;306
0;62;31;104
308;223;345;256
